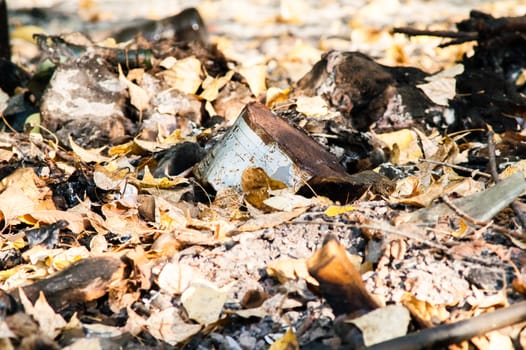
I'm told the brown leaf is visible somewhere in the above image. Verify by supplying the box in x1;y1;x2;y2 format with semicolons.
241;167;287;211
307;235;379;316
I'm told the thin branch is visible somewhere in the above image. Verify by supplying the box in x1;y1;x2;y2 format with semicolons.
487;131;526;231
417;158;492;179
365;300;526;350
392;27;477;39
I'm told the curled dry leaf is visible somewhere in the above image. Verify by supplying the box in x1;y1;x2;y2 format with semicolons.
130;165;189;189
19;290;67;339
20;210;86;234
400;292;450;327
118;65;150;113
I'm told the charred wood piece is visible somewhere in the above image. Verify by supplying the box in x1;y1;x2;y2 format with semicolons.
112;7;208;44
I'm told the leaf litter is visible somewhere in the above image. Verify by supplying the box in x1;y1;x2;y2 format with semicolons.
1;0;526;349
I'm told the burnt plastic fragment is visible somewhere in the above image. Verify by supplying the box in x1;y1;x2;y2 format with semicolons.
50;170;98;210
153;141;205;177
25;220;68;248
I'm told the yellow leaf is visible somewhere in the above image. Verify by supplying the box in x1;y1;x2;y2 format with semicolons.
324;205;356;217
266;87;290;108
134;166;189;189
400;292;450;325
266;258;318;286
269;328;299;350
375;129;422;164
108;140;147;156
451;218;469;238
241;167;287;211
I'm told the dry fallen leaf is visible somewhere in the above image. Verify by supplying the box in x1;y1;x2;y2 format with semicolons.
157;261;202;295
324;204;356;217
130;165;188;189
146;307;202;346
269;327;299;350
239;64;267;97
242;167;287;211
69;135;112;163
375;129;423;164
181;279;232;325
266;257;319;286
200;70;235;101
236;207;308;232
417;64;463;106
347;305;411;346
263;192;315;212
19;290;67;339
160;56;203;94
118;66;150;113
400;292;450;327
295;95;329;117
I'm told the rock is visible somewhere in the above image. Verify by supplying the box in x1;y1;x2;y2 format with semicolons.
40;55;135;147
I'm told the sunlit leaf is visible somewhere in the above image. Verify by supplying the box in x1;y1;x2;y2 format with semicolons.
131;166;188;189
347;305;410;346
181;279;232;325
295;95;329;117
239;64;267;97
324;205;356;217
200;70;235;101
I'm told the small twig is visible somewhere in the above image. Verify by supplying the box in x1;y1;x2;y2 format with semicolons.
440;194;525;239
440;195;489;226
392;27;477;39
487;130;526;230
487;130;499;181
417;158;492;178
366;300;526;350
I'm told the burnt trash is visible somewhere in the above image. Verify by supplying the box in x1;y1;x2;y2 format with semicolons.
293;50;447;133
395;10;526;133
194;102;394;203
25;220;68;249
50;169;99;210
152;141;206;178
39;52;134;148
